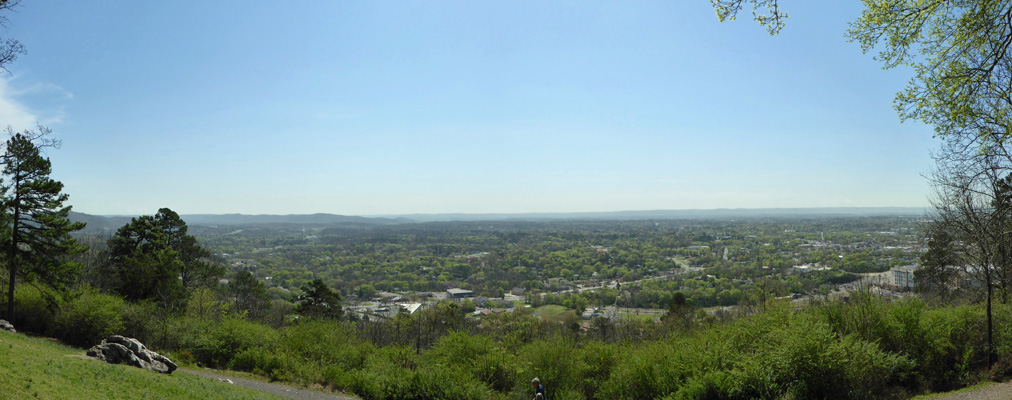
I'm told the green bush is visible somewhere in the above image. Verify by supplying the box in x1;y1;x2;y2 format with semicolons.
919;304;985;389
8;286;58;336
837;334;916;399
349;351;416;400
598;340;694;400
322;365;352;390
280;320;372;371
814;295;984;392
668;370;733;400
426;330;495;367
579;340;618;395
230;346;288;377
473;347;519;393
54;290;126;348
410;362;494;400
193;316;279;368
727;312;913;400
118;300;158;344
600;304;917;400
517;335;588;398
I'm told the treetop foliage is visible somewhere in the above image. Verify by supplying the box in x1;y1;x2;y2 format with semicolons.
710;0;788;35
846;1;1012;148
296;278;343;320
0;0;25;73
105;208;220;303
717;1;1012;152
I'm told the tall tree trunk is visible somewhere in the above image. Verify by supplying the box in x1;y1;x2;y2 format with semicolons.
6;180;20;323
5;266;12;322
988;276;996;366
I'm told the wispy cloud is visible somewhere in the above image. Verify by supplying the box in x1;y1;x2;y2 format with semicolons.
10;81;74;100
0;77;39;130
0;76;72;130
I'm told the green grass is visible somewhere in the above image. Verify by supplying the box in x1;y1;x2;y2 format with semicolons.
533;304;569;319
617;312;660;322
0;330;286;400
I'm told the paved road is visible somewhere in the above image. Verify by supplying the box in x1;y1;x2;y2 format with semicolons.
178;368;357;400
566;260;701;295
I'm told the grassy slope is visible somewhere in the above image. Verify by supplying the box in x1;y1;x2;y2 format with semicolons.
0;331;284;400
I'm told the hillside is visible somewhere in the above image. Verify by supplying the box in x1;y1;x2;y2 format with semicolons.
68;212;134;235
0;330;285;400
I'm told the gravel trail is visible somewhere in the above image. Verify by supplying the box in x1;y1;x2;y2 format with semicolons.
178;368;357;400
929;381;1012;400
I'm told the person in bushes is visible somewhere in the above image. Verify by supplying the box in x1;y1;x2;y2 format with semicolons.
532;377;545;399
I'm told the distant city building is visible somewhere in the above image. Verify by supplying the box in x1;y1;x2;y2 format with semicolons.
447;288;474;298
892;265;918;288
792;264;830;273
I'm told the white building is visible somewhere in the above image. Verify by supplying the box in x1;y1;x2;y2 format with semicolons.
892;265;918;289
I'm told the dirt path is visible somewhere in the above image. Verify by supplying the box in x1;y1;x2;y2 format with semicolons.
927;381;1012;400
177;368;357;400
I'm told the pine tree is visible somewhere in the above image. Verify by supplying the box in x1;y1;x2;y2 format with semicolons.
1;129;86;321
295;279;343;320
107;208;221;305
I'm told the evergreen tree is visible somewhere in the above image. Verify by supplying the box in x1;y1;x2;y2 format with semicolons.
107;208;221;304
917;230;962;301
295;279;343;320
1;129;86;321
228;270;270;320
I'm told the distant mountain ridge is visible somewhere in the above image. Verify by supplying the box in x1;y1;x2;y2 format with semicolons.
375;207;928;222
68;212;134;235
68;212;410;235
179;213;410;226
69;207;928;234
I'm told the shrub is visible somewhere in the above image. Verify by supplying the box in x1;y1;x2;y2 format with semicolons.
322;365;352;390
915;304;985;390
517;335;588;398
411;362;494;400
280;319;372;371
230;346;288;377
350;351;416;400
578;340;618;396
193;316;279;368
598;339;694;400
8;286;58;336
668;370;733;400
118;300;158;344
54;290;126;348
426;330;495;366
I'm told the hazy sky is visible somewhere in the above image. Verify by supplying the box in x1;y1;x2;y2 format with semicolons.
3;1;936;216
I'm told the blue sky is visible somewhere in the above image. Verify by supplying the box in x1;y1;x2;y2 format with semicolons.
3;1;935;215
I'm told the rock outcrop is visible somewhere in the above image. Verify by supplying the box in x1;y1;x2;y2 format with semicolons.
0;319;14;333
86;335;177;374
